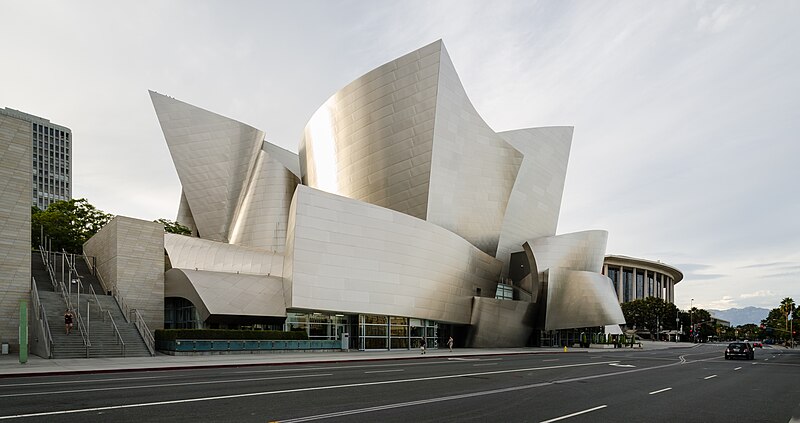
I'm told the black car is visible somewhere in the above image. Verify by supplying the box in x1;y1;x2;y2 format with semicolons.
725;342;754;360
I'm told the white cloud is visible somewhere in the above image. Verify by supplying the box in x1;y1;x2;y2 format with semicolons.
740;290;776;299
697;2;747;34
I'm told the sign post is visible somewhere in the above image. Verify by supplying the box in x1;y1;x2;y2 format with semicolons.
19;300;28;364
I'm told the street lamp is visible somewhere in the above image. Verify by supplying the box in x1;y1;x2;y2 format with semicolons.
690;298;695;343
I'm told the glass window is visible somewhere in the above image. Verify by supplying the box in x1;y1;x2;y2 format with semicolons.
623;269;633;302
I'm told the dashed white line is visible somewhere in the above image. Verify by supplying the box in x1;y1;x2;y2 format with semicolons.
734;367;742;371
0;361;620;420
649;387;672;395
704;375;717;380
473;363;498;367
364;369;404;374
542;359;560;362
540;405;607;423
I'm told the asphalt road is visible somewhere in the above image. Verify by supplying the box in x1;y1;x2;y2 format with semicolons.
1;344;798;422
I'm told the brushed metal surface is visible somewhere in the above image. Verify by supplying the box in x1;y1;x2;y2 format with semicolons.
300;41;522;256
544;268;626;330
496;126;573;273
283;185;502;324
164;233;283;277
165;268;286;321
468;297;536;347
150;91;264;243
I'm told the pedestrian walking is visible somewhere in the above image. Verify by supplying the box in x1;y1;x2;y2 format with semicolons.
64;309;74;335
447;336;454;352
420;337;427;354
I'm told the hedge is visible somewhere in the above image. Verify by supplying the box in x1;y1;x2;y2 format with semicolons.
154;329;309;341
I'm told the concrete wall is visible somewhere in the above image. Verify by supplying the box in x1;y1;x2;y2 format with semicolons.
0;114;32;352
84;216;165;329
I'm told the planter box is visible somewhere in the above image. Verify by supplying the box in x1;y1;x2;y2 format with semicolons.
157;339;342;355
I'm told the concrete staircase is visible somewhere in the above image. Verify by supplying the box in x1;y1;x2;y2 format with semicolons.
33;251;153;359
39;291;152;358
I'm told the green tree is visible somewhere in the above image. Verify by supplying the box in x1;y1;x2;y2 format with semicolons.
621;298;683;339
32;199;113;254
155;218;191;235
762;306;790;339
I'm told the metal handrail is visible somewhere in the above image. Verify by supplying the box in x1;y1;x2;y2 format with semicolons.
132;309;155;356
41;303;53;358
30;277;53;359
112;286;132;324
38;247;58;290
107;310;126;357
89;284;104;315
78;249;155;357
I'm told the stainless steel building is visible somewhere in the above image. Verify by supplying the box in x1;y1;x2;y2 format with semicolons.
0;108;72;209
140;40;627;349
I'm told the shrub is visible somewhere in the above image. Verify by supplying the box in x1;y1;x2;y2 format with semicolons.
154;329;308;341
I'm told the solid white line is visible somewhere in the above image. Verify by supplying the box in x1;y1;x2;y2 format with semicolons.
0;361;619;420
734;367;742;371
648;387;672;395
363;370;404;374
0;373;333;398
704;375;717;380
539;405;607;423
0;375;169;388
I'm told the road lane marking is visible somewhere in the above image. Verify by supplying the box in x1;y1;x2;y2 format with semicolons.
0;361;621;420
704;375;717;380
609;363;636;368
364;370;403;374
542;359;559;362
734;367;742;371
540;405;607;423
0;374;333;398
473;363;498;367
648;388;672;395
0;375;170;388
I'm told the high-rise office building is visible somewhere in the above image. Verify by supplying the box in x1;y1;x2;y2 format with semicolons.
0;108;72;209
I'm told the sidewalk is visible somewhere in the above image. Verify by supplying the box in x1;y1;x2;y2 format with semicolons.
0;341;696;378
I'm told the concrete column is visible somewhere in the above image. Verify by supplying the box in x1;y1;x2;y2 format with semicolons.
632;267;638;300
644;270;650;298
616;267;623;302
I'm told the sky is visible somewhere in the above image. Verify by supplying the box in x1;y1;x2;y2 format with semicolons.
2;0;798;312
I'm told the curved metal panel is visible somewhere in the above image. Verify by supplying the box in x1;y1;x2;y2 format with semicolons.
262;140;301;179
228;150;298;252
529;230;608;274
468;297;536;347
149;91;264;242
300;41;442;221
164;233;283;276
165;268;286;321
283;185;502;324
496;126;573;273
544;269;625;330
176;190;198;237
425;44;522;256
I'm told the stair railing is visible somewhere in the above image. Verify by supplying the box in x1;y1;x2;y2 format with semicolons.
38;247;58;290
131;309;155;356
56;277;91;356
106;311;126;357
30;277;53;359
82;251;156;357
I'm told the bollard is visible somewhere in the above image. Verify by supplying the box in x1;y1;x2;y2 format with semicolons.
563;346;568;352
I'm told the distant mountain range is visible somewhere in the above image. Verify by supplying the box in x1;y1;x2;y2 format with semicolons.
708;307;770;326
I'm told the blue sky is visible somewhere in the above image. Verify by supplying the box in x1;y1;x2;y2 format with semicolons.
2;0;798;310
